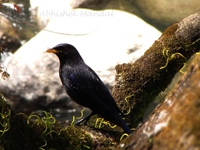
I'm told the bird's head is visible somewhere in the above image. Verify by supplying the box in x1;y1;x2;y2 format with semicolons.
46;43;84;63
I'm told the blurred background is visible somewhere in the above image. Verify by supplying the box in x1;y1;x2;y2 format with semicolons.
0;0;199;121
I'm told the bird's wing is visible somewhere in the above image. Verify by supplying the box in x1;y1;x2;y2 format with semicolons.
60;63;120;114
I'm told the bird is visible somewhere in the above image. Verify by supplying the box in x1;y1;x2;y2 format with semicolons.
46;43;131;134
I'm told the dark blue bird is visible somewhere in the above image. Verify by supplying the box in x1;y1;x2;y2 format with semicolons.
46;43;131;134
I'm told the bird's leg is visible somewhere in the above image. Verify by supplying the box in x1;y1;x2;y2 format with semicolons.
76;112;95;125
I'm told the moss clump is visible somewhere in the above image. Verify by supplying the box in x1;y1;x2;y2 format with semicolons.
1;112;93;150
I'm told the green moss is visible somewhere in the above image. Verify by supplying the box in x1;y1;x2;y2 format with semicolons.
57;125;92;150
0;94;124;149
0;95;93;150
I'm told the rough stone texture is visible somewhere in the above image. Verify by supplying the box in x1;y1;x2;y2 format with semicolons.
117;54;200;150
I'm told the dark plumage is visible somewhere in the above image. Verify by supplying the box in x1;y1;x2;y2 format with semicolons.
46;43;131;134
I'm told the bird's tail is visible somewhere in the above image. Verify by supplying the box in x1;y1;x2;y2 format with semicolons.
114;113;131;134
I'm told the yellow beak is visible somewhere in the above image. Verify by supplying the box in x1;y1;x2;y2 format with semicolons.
46;49;57;53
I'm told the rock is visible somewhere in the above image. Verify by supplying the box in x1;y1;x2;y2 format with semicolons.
70;0;138;14
0;2;39;53
70;0;115;9
30;0;72;27
0;9;161;114
112;9;200;127
70;0;200;31
0;15;21;53
131;0;200;30
30;0;139;28
118;54;200;150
